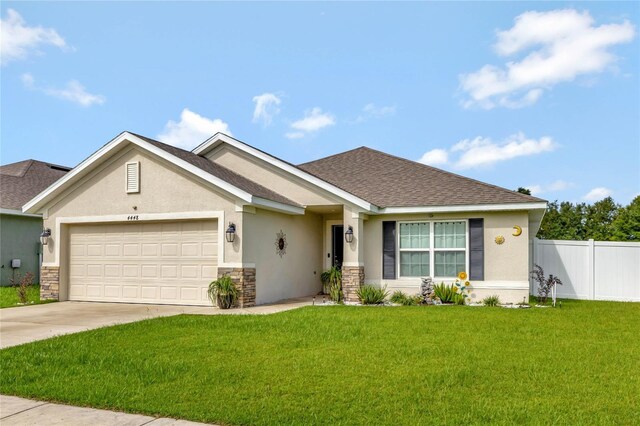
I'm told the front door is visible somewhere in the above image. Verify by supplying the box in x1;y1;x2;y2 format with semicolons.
331;225;344;268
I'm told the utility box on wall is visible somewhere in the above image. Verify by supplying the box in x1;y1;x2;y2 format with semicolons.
11;259;22;268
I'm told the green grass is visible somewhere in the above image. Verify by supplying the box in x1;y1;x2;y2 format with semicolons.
0;285;50;308
1;300;639;425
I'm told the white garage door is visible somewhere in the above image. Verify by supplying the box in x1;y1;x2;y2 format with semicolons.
68;220;218;306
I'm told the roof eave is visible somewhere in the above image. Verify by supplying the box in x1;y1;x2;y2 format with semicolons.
376;202;548;214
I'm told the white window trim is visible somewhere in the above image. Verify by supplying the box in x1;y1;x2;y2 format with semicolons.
125;161;140;194
396;219;469;281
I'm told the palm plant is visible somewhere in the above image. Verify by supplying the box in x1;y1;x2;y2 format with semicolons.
208;275;239;309
530;264;563;304
321;266;342;302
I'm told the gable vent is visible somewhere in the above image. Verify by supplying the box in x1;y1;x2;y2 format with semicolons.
126;162;140;193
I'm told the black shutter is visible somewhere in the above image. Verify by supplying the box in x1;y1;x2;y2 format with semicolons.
469;219;484;280
382;221;396;279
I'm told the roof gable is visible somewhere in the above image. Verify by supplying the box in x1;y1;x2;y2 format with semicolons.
298;147;546;208
22;132;302;214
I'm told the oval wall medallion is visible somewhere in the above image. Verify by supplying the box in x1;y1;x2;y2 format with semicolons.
275;230;288;257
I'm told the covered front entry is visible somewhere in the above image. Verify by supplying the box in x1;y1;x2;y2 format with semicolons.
68;220;218;306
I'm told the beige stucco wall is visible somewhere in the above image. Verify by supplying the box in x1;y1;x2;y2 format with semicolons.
362;211;531;303
41;145;244;300
243;208;323;304
206;144;342;207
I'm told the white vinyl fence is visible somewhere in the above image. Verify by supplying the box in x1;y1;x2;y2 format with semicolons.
530;239;640;302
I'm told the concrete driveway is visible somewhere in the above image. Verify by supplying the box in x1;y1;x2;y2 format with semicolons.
0;298;313;349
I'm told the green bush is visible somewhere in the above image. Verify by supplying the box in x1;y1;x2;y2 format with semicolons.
321;267;343;302
356;285;389;305
208;275;239;309
433;282;456;303
390;291;421;306
482;295;501;307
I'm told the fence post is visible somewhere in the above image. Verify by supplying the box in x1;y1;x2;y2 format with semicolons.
531;238;539;295
588;239;595;300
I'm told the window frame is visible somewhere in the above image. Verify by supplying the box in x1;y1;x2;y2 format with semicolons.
396;219;469;280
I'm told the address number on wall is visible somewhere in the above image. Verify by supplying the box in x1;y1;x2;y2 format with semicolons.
127;215;139;221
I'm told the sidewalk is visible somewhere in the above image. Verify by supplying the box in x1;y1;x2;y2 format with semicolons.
0;395;215;426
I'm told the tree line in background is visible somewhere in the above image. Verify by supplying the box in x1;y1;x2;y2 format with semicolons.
517;188;640;241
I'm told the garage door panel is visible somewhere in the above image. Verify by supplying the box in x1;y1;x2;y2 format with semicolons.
68;220;217;306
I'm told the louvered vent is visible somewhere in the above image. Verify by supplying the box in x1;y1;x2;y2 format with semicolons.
126;162;140;193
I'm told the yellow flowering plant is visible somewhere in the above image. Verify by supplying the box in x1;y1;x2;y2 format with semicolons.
453;273;471;305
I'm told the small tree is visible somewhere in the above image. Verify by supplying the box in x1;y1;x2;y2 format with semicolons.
530;264;563;304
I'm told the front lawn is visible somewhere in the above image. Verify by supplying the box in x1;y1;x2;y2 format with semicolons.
0;285;49;308
1;300;639;425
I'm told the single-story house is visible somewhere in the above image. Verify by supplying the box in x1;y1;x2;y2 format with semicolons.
1;160;71;286
23;132;547;306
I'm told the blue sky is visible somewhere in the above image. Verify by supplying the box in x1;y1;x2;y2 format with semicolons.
2;2;639;204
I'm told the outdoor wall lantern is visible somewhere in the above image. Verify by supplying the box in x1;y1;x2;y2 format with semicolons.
345;225;354;243
40;228;51;245
225;223;236;243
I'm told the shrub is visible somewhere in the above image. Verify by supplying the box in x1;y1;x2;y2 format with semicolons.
433;282;456;303
208;275;239;309
482;295;500;307
530;264;563;304
11;272;34;304
390;291;422;306
452;279;471;305
321;267;343;302
356;285;389;305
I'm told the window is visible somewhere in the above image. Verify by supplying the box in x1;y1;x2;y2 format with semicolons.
126;162;140;193
399;223;429;277
398;221;467;278
434;221;466;277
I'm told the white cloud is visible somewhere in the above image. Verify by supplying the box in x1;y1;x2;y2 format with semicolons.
418;148;449;166
21;73;105;106
285;107;335;138
252;92;281;126
363;103;396;117
417;132;556;170
528;180;574;195
284;132;305;140
583;187;612;202
291;107;335;132
460;9;636;109
453;133;556;169
157;108;232;149
1;9;68;65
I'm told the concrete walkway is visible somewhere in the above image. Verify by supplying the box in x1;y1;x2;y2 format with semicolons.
0;395;213;425
0;297;314;349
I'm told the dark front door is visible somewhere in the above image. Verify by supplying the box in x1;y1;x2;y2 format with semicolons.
332;225;344;268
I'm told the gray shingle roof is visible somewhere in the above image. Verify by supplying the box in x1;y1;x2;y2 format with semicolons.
0;160;71;210
297;147;546;208
130;133;301;207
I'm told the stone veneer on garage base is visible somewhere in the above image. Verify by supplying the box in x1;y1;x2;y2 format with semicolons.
40;266;60;300
217;267;256;308
342;266;365;302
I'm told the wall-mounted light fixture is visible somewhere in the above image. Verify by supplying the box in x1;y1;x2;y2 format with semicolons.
225;223;236;243
40;228;51;245
345;225;354;243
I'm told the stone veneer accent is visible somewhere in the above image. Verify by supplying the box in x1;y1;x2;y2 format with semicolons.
40;266;60;301
217;267;256;308
342;266;365;302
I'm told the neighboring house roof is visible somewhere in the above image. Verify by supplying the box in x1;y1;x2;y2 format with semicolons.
129;133;301;207
0;160;71;211
298;147;546;208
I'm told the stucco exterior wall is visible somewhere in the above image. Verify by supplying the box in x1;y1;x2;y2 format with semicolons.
363;211;530;303
243;208;323;304
0;214;42;286
206;145;341;206
41;146;244;299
